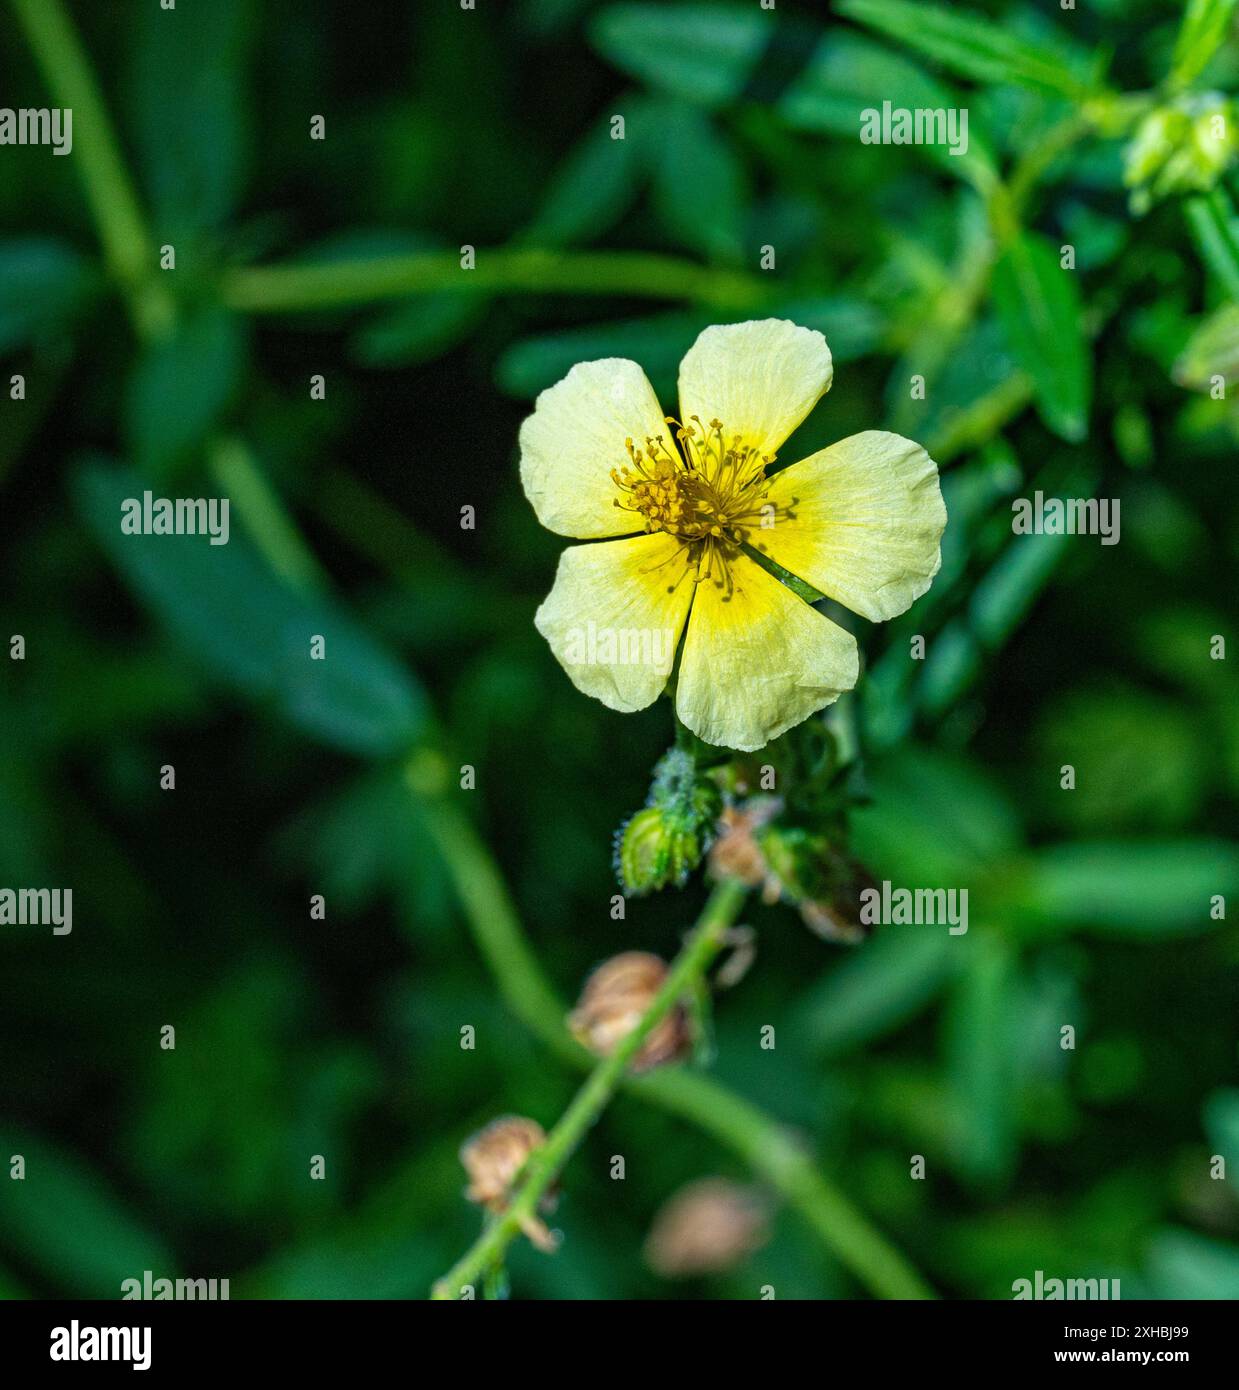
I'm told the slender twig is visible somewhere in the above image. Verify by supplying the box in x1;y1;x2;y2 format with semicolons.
223;248;773;315
431;878;749;1300
410;772;935;1299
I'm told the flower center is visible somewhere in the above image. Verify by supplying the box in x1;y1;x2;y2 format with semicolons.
610;417;788;597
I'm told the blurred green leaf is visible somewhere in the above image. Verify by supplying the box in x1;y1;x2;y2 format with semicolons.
1174;302;1239;390
129;0;255;233
75;462;427;758
0;239;97;353
590;3;767;107
1145;1228;1239;1298
992;231;1091;441
837;0;1094;97
1203;1088;1239;1195
1017;841;1239;936
0;1127;172;1296
792;925;959;1057
124;305;247;479
651;103;747;262
1171;0;1239;89
523;98;655;246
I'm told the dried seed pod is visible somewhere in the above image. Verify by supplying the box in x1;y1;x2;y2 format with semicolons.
568;951;692;1073
708;801;782;899
644;1178;770;1278
460;1115;557;1252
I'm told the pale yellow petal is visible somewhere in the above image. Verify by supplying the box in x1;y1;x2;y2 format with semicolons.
677;319;833;459
519;358;670;538
760;431;946;623
534;533;693;712
675;556;858;752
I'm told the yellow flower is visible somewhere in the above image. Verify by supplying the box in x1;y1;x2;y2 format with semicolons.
520;319;946;751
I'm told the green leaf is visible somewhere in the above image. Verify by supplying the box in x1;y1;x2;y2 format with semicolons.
523;98;655;246
943;935;1019;1188
837;0;1093;97
0;239;97;353
129;0;255;233
590;4;768;108
1203;1089;1239;1196
74;462;427;758
992;230;1091;441
1017;841;1239;936
791;925;959;1057
1171;0;1239;89
124;305;247;479
651;103;748;262
1145;1229;1239;1299
1173;301;1239;389
0;1127;172;1296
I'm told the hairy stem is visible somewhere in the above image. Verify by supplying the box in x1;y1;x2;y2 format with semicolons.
431;878;748;1299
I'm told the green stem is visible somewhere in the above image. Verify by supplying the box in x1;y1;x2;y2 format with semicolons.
223;249;772;315
409;772;935;1299
431;879;748;1299
9;0;173;338
1186;188;1239;301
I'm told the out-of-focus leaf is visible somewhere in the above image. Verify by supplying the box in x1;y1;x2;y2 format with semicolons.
124;305;247;479
992;230;1091;441
1203;1089;1239;1195
1174;302;1239;390
968;527;1071;647
837;0;1094;96
353;292;486;367
590;4;767;108
523;98;655;246
1171;0;1239;89
652;103;747;262
129;0;255;232
792;925;959;1057
75;462;427;758
1145;1228;1239;1298
0;1127;172;1296
853;745;1022;885
1017;841;1239;936
943;935;1019;1189
0;239;97;352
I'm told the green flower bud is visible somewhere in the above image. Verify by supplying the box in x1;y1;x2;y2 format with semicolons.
1124;94;1236;214
614;748;723;895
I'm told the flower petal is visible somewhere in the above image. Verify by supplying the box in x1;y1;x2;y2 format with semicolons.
519;358;669;538
761;431;946;623
675;556;858;751
534;533;693;712
677;319;833;459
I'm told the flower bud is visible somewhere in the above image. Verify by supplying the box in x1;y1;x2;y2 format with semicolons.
615;748;723;895
644;1178;770;1278
460;1115;557;1252
1124;93;1237;213
568;951;692;1073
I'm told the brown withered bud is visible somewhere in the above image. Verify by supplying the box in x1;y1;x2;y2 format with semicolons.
568;951;693;1073
644;1178;770;1278
707;801;783;902
460;1115;557;1252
